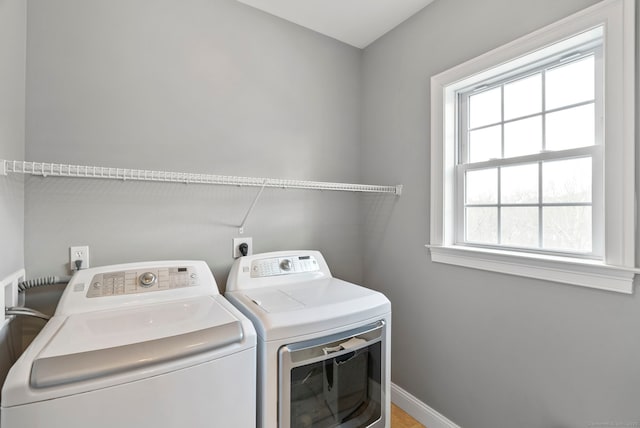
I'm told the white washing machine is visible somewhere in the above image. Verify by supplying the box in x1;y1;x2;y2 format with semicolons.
1;260;257;428
225;251;391;428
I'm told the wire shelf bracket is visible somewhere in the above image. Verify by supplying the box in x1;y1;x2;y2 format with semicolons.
239;180;268;234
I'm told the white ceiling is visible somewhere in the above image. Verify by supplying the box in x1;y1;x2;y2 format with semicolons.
236;0;436;49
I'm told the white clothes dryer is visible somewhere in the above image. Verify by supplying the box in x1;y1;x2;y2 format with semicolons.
225;251;391;428
1;261;257;428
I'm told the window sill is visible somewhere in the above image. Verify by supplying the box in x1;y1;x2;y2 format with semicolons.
427;245;638;294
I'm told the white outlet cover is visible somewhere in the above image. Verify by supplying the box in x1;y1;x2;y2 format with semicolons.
70;245;90;270
1;269;26;330
232;237;253;258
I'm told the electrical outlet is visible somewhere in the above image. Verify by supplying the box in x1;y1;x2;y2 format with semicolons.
70;245;90;271
232;237;253;259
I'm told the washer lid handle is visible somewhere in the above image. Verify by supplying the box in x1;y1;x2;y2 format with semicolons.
30;321;244;389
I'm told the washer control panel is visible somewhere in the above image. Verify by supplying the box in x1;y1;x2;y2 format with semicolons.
86;266;198;298
250;255;319;278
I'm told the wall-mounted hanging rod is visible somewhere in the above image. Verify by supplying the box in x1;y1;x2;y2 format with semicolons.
1;160;403;195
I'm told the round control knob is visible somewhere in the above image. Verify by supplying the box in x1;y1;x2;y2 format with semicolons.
139;272;157;287
280;259;292;271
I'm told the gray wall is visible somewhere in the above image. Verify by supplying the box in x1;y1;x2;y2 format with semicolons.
361;0;640;427
0;0;26;402
24;0;367;287
0;0;26;279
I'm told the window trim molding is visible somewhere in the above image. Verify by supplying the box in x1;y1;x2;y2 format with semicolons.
427;245;637;294
429;0;636;293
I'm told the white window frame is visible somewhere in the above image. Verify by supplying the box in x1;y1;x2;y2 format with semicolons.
429;0;637;293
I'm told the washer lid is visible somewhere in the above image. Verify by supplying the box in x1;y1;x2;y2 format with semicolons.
30;296;243;389
228;277;391;340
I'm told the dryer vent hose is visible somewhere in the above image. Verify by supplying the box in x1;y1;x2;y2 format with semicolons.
18;276;71;293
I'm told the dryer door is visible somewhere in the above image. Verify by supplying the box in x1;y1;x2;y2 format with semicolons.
278;321;386;428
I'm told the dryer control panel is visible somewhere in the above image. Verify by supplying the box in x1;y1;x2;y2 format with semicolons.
87;266;198;298
226;251;332;291
250;255;319;278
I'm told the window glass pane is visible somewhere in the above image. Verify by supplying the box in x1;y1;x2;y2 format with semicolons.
466;168;497;204
545;55;595;110
501;163;538;204
469;87;501;129
542;157;592;203
543;206;592;252
504;73;542;120
466;207;498;244
501;207;539;248
469;125;501;162
545;103;594;151
504;116;542;158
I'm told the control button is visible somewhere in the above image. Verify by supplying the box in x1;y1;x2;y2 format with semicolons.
280;259;292;271
139;272;157;287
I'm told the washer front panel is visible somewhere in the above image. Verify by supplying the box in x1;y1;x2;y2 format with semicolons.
86;266;197;298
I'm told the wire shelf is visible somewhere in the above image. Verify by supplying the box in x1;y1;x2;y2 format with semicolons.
1;160;402;195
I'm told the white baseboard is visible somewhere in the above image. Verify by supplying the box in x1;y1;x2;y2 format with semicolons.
391;382;461;428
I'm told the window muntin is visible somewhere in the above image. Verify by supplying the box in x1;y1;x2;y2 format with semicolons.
457;39;602;257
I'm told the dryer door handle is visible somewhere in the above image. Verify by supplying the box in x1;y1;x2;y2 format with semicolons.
30;321;244;389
